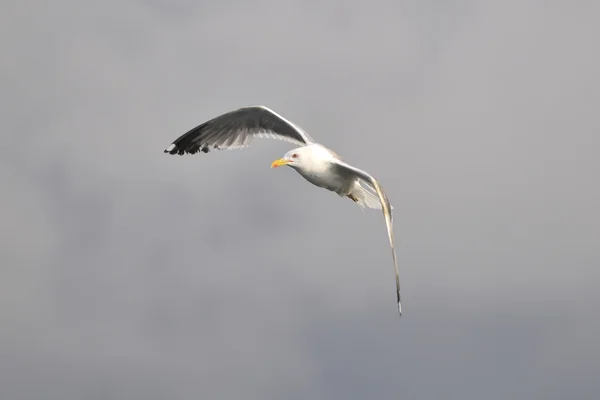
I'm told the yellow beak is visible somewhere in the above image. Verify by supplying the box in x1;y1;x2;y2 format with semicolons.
271;158;290;168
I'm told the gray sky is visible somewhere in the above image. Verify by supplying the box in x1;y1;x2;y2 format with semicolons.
2;1;599;399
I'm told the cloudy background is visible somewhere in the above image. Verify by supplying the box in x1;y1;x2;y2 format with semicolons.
2;1;599;399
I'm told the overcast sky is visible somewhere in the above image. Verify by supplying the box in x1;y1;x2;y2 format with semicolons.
1;1;599;399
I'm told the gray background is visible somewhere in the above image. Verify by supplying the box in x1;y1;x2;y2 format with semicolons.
2;1;599;399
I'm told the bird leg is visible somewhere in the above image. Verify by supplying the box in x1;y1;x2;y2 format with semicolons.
347;194;359;203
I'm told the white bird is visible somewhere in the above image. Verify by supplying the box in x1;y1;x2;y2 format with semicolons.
164;105;401;315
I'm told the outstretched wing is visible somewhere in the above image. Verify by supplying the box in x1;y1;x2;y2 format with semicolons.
164;105;315;155
330;159;402;316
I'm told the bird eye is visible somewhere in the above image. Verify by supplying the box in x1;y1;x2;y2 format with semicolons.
292;154;298;158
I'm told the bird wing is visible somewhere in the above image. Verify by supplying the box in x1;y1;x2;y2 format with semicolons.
164;105;315;155
330;158;402;316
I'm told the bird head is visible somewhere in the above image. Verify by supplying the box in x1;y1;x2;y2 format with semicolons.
271;147;306;169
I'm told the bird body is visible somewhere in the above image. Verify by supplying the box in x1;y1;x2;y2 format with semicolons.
280;144;349;194
164;105;402;315
274;143;386;210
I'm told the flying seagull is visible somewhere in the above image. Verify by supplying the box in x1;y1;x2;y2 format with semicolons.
164;105;401;315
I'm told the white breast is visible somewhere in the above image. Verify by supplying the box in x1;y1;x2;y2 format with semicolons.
293;144;354;195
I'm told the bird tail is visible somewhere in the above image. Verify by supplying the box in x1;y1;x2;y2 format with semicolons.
349;180;392;211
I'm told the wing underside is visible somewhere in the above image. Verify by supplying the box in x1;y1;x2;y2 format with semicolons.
331;159;402;315
164;106;314;155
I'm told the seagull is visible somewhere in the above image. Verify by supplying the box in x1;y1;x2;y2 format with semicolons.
164;105;401;315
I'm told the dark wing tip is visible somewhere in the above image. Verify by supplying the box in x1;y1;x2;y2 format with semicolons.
163;143;211;155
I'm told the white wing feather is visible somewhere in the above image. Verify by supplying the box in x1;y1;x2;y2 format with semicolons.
331;159;401;316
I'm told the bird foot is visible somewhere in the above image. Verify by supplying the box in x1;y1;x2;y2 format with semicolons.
347;194;359;203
